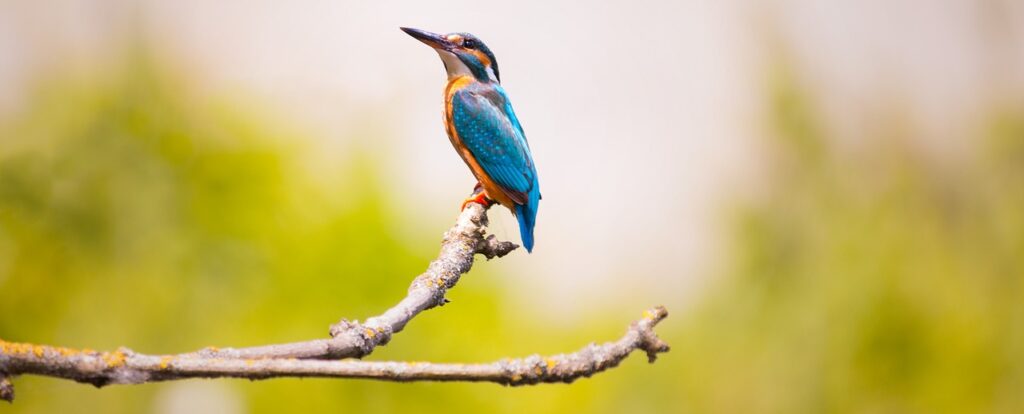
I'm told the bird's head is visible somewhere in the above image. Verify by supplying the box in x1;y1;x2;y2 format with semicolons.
401;27;500;84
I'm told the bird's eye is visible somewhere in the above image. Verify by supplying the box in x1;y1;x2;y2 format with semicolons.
463;39;476;49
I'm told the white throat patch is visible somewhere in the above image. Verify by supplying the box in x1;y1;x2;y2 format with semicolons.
435;50;499;83
437;50;472;80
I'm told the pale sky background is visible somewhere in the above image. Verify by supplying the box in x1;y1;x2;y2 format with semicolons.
1;0;1022;323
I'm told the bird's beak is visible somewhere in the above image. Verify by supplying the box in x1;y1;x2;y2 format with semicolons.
400;27;454;51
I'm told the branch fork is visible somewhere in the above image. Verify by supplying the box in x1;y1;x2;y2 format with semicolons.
0;202;669;403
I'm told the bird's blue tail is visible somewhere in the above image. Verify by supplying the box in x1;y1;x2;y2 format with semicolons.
514;188;541;253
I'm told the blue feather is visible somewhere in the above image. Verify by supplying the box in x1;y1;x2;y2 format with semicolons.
451;84;540;251
514;186;541;252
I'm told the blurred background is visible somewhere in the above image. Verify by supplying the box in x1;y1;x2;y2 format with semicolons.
1;0;1023;412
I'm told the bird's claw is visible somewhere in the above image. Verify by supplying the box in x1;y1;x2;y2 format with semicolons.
461;191;492;210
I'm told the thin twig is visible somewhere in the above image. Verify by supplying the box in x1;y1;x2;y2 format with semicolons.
0;375;13;403
0;307;668;389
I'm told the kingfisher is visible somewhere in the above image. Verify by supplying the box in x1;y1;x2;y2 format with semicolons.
401;27;541;252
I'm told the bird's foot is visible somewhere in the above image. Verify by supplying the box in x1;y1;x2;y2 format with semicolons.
461;190;493;210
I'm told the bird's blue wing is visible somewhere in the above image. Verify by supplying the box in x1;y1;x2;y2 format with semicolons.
451;87;537;202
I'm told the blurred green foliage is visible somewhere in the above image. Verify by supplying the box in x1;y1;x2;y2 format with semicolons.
665;68;1024;413
2;50;1023;413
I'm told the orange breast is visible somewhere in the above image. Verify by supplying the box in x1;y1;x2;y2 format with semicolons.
443;76;516;209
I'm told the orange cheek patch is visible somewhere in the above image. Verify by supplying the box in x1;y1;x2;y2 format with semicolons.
446;34;464;44
471;50;491;67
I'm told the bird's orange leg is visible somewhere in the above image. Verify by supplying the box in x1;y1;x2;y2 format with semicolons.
460;183;493;210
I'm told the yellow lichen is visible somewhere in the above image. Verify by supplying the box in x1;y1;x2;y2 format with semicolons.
364;328;376;338
244;359;255;367
159;356;174;370
6;342;33;355
534;367;542;376
103;351;126;368
545;358;557;370
0;340;92;360
642;310;654;320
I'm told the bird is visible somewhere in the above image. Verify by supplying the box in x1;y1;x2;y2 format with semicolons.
401;27;541;252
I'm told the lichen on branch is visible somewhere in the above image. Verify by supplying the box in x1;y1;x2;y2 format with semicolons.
0;202;669;403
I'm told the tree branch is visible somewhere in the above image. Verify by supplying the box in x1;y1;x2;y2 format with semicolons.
0;202;670;402
182;203;517;361
0;306;668;390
